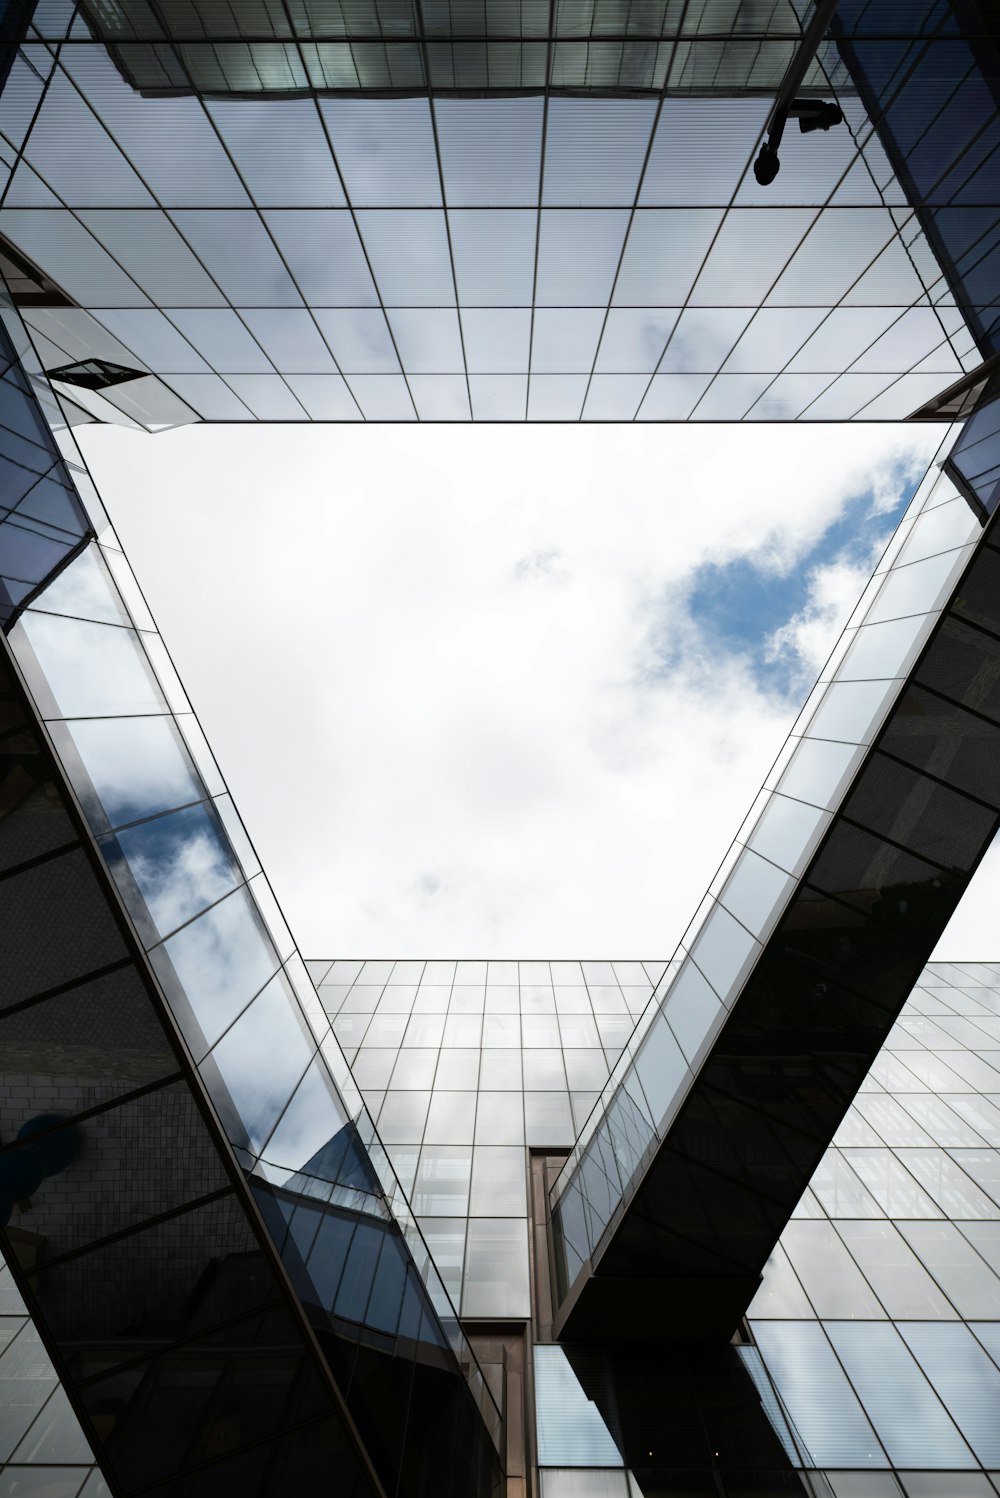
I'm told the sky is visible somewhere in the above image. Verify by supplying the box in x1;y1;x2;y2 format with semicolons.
77;418;997;963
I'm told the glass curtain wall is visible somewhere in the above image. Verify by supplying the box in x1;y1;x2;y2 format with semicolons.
1;3;985;424
834;0;1000;365
549;398;1000;1336
71;0;831;99
0;288;501;1496
312;957;1000;1497
312;958;667;1319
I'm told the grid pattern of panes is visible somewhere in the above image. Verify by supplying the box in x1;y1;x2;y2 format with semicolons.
70;0;833;99
0;287;502;1487
548;434;1000;1319
311;959;667;1316
320;956;1000;1489
745;960;1000;1483
0;7;984;423
0;1257;104;1498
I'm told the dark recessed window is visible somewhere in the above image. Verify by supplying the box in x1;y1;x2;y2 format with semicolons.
0;235;73;307
47;359;146;391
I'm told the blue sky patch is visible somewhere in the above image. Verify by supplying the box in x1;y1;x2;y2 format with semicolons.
684;474;921;699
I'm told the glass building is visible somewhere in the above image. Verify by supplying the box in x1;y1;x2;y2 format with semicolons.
0;0;994;424
0;1;1000;1496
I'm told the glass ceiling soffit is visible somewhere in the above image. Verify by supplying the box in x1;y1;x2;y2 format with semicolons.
0;0;991;424
67;0;838;99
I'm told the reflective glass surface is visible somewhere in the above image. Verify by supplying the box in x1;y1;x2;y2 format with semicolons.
548;448;1000;1337
0;295;501;1496
3;9;995;423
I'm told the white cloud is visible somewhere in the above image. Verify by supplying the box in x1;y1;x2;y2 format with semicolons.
766;548;884;686
763;439;935;688
79;420;945;959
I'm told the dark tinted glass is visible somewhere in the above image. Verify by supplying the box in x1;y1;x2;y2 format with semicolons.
78;1331;329;1489
0;962;174;1099
0;706;77;871
1;847;129;1006
881;682;1000;807
842;748;995;868
28;1192;272;1347
138;1415;371;1498
916;615;1000;721
0;1081;231;1261
950;543;1000;635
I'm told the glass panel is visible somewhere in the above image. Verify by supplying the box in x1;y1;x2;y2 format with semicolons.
900;1323;1000;1467
449;210;536;306
781;1221;886;1318
2;1080;231;1259
804;678;898;745
834;1221;956;1319
614;210;723;306
51;713;203;833
436;98;542;207
827;1322;974;1468
377;1089;431;1143
240;310;337;373
412;1146;471;1216
386;308;464;372
76;209;226;309
661;961;722;1066
0;1468;90;1497
263;211;379;305
170;211;301;306
0;1327;59;1462
207;99;345;208
2;210;148;307
525;1092;574;1147
751;1322;887;1467
687;901;760;1003
474;1092;524;1145
150;883;280;1056
868;547;974;626
543;99;654;206
747;794;831;877
718;848;794;938
29;545;128;627
260;1054;351;1176
31;1192;270;1351
746;1243;814;1319
462;1218;529;1318
319;98;440;206
540;1471;629;1498
313;309;398;372
423;1091;477;1144
356;210;454;305
470;1146;526;1214
202;969;314;1156
632;1011;687;1132
102;800;243;944
537;211;629;305
13;613;165;719
534;1345;622;1466
899;1222;1000;1318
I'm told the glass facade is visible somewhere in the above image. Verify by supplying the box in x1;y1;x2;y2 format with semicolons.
312;958;666;1318
748;960;1000;1483
548;405;1000;1337
0;5;992;422
321;957;1000;1494
0;1;999;1495
0;287;501;1494
71;0;830;100
837;0;1000;364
